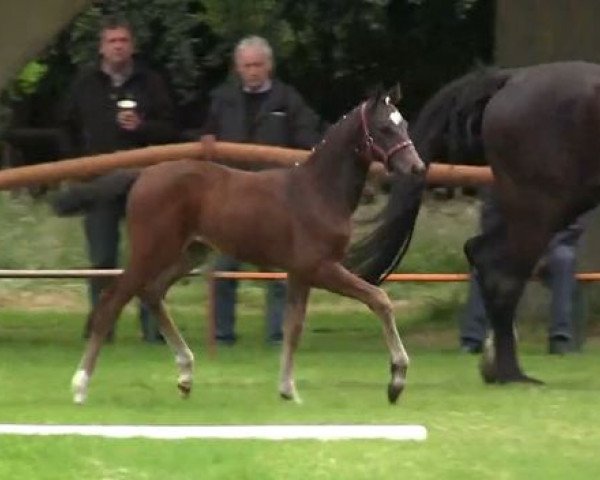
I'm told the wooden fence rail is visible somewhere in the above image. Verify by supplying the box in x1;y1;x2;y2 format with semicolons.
0;141;494;190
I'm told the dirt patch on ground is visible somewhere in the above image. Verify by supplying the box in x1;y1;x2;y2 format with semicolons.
0;289;86;311
308;298;412;314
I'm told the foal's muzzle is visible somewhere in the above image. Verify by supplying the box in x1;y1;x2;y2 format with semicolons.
388;146;426;176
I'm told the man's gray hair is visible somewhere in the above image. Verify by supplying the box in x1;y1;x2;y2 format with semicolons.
234;36;274;66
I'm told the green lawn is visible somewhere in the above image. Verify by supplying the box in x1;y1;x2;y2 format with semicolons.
1;304;600;479
1;191;600;478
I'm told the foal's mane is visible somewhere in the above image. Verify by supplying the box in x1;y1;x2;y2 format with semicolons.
307;100;366;160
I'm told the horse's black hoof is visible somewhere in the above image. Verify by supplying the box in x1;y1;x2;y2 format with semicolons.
481;366;545;386
498;374;544;385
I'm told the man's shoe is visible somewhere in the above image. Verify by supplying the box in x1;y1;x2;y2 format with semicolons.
460;339;483;354
548;337;571;355
143;334;166;344
267;335;283;347
215;335;237;346
267;332;283;346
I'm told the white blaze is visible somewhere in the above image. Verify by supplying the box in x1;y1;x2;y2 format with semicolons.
390;110;402;125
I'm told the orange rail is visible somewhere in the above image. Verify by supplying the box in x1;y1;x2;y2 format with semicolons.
3;268;600;356
5;269;600;281
0;140;494;190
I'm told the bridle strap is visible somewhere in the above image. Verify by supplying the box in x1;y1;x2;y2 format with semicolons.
358;102;413;168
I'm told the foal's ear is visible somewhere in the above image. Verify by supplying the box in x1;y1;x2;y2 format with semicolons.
387;83;403;105
366;84;385;108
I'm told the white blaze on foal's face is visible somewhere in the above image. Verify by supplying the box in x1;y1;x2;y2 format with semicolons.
390;109;403;125
385;96;403;126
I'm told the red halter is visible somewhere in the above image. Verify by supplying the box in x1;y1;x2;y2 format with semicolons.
358;102;413;169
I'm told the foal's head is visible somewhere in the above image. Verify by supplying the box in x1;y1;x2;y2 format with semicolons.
358;86;425;176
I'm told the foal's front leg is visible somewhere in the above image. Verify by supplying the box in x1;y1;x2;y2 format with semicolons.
279;275;310;402
313;262;409;403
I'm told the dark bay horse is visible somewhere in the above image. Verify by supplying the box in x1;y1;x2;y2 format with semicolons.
350;61;600;385
71;89;425;404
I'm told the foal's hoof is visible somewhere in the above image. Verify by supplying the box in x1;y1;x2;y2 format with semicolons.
279;383;302;404
178;383;192;398
279;392;302;404
73;391;87;405
280;391;294;401
71;369;89;405
177;375;193;398
387;380;405;404
388;363;407;404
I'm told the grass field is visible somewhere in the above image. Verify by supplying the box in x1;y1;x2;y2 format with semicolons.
2;191;600;479
2;297;600;479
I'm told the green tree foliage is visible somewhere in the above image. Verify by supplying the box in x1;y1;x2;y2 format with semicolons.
5;0;493;131
67;0;203;105
5;0;208;131
193;0;493;121
275;0;493;120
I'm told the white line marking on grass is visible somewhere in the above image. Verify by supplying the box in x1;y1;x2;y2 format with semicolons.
0;424;427;441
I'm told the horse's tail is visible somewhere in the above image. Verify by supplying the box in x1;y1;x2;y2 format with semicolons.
411;66;513;165
345;67;513;285
51;168;140;216
345;174;424;284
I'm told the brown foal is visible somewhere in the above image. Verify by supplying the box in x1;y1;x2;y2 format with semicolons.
71;88;425;405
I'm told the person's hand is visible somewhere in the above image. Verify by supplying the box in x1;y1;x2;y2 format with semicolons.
117;110;142;131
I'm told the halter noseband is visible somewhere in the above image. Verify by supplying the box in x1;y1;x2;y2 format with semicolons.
358;101;413;168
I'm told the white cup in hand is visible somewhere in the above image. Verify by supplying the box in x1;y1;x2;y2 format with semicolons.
116;99;141;130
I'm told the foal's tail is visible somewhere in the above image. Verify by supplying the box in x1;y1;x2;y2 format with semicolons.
345;66;513;285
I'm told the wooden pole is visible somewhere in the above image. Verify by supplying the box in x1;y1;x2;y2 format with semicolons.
0;141;494;190
426;163;493;186
0;142;308;190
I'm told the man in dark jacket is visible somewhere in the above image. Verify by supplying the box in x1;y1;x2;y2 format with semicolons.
201;35;323;345
60;16;176;342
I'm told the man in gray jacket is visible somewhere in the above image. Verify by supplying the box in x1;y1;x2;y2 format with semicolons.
201;35;323;345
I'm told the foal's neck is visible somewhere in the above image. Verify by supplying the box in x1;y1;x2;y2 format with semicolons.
302;112;369;215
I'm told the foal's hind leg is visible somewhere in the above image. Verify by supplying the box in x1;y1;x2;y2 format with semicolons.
278;275;310;402
71;275;142;404
72;228;195;404
139;242;210;398
312;262;408;404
